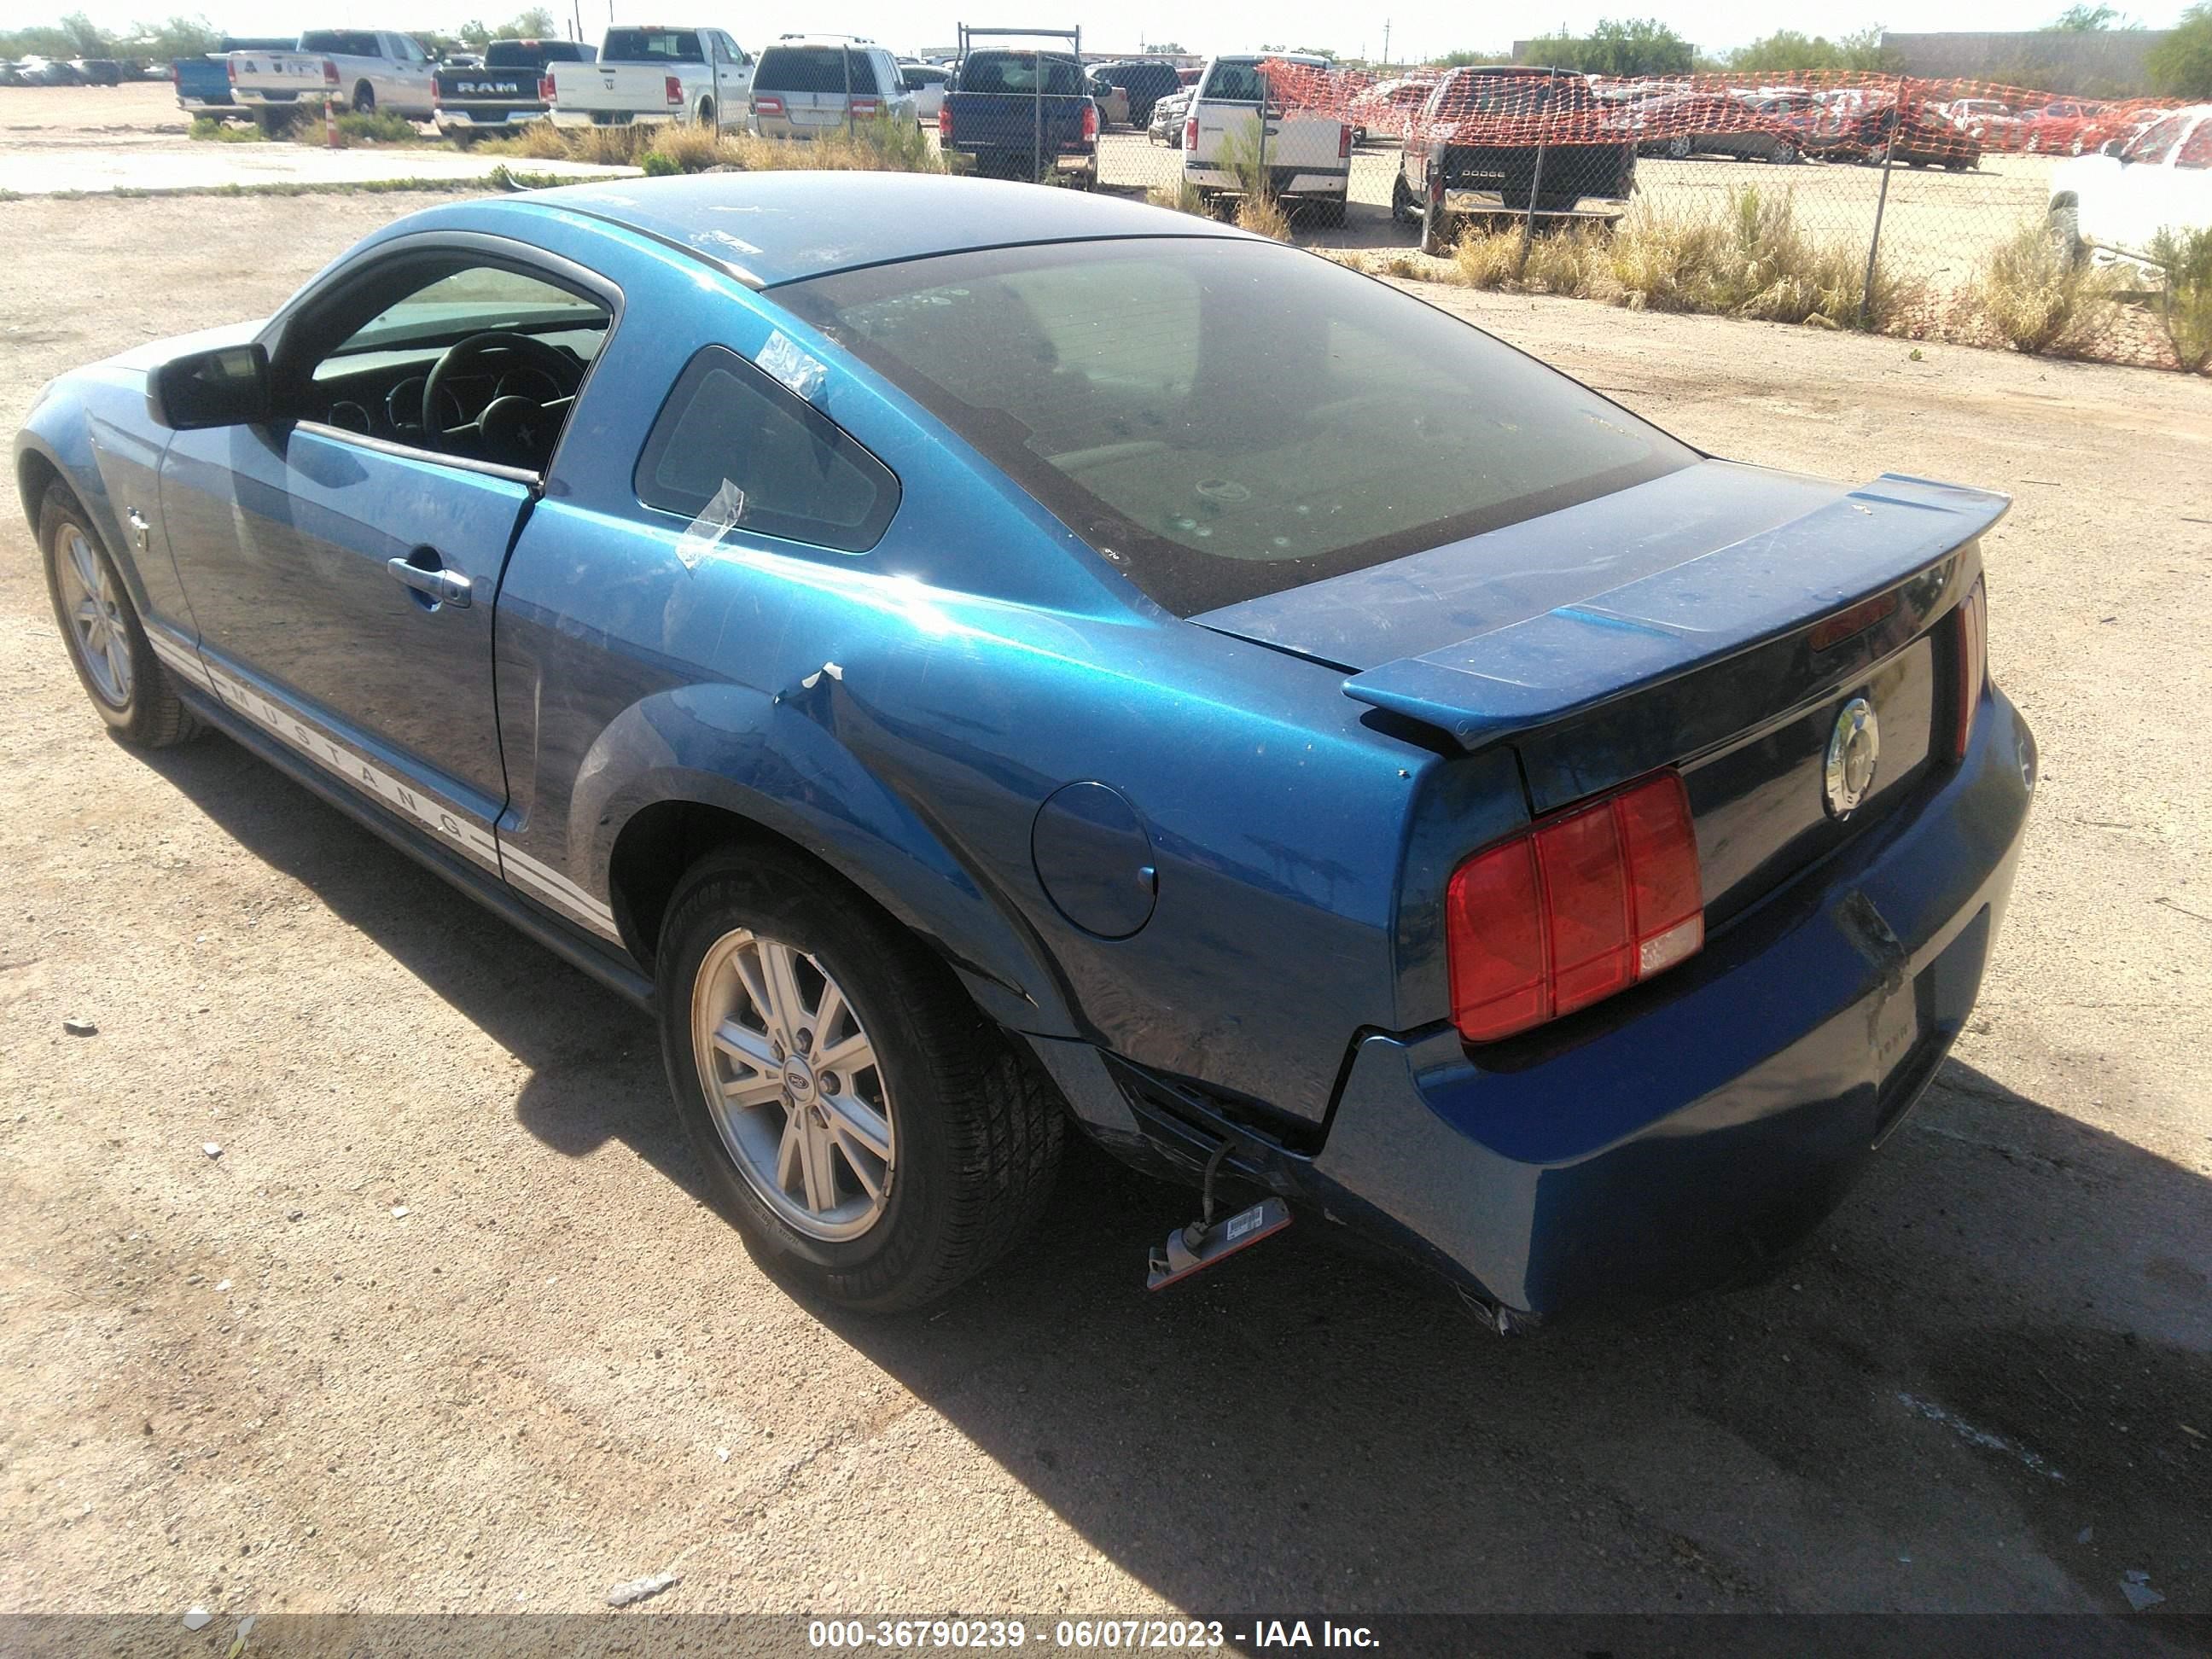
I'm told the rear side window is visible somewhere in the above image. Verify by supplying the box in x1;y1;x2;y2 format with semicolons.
2178;116;2212;168
300;30;380;56
960;52;1084;96
602;29;705;64
635;347;899;554
755;45;875;93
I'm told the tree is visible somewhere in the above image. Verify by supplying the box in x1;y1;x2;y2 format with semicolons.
1437;48;1512;67
2147;2;2212;96
126;15;222;60
1727;26;1897;73
1521;18;1693;77
2046;3;2129;28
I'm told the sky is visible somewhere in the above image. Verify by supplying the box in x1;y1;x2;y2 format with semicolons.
0;0;2192;60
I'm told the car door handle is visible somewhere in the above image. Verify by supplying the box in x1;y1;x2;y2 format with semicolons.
387;554;471;608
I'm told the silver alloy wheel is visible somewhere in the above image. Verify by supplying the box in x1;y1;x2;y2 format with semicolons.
56;527;132;707
690;927;894;1242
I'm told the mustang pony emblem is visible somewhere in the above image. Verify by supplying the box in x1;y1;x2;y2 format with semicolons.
1825;696;1881;818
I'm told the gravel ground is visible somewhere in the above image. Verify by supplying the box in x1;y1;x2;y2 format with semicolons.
1;190;2209;1629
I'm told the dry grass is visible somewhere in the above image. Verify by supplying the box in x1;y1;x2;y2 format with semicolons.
1145;178;1206;217
477;119;574;160
2150;226;2212;373
478;115;944;177
1970;219;2125;357
1436;187;1901;332
1235;193;1291;242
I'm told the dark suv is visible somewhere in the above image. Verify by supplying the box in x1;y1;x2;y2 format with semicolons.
1092;59;1183;125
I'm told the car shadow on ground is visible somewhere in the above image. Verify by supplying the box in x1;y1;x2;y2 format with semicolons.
143;728;2211;1620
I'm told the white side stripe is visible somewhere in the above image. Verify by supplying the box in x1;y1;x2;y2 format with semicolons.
152;633;620;945
146;628;213;690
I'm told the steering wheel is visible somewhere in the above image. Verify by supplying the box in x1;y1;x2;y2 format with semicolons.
421;330;579;466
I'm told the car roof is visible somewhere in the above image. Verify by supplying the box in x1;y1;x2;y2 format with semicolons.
526;172;1243;288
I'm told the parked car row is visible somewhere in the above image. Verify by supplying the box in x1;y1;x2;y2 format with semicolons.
0;55;131;85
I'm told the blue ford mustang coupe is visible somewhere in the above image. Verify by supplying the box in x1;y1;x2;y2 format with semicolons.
16;175;2035;1321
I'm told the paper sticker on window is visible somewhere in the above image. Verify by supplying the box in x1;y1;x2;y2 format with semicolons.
675;477;746;569
756;329;827;402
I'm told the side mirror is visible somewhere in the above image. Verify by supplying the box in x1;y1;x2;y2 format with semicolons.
148;341;271;430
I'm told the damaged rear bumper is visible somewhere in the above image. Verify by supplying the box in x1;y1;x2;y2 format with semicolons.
1035;686;2035;1323
1307;687;2036;1318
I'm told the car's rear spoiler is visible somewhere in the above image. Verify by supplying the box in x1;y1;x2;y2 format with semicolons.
1341;473;2009;751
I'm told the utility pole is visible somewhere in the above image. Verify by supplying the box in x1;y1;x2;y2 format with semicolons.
1380;19;1390;70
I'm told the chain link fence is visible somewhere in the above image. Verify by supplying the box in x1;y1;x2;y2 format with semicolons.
1062;63;2207;372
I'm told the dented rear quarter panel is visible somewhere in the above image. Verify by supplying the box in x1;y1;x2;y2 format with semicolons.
443;199;1432;1124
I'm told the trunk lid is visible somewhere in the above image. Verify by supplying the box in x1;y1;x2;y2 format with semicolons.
1194;463;2005;922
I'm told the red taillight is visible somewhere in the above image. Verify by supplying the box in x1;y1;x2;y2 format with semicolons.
538;73;556;102
1184;114;1196;148
1446;771;1703;1044
665;74;682;105
1953;579;1987;760
432;84;442;108
323;58;339;86
757;93;784;117
852;96;881;118
1339;121;1353;158
225;56;236;84
1082;100;1098;142
172;61;180;85
938;102;952;138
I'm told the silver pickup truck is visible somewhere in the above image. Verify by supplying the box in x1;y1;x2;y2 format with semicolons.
227;29;436;127
549;25;754;129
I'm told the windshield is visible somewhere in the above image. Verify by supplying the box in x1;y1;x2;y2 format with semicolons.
602;28;704;63
486;39;591;66
779;239;1692;615
960;52;1084;96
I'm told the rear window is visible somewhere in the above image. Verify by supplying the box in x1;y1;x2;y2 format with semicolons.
778;239;1691;615
959;52;1084;96
300;31;380;57
486;39;593;67
1199;61;1266;102
755;45;872;93
602;28;704;64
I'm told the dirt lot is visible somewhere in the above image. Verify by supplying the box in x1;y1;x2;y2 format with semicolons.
1;189;2209;1633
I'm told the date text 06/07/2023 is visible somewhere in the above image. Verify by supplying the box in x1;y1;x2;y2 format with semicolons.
806;1619;1381;1650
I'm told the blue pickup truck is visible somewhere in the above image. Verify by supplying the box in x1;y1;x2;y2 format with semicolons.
171;37;293;114
937;49;1098;184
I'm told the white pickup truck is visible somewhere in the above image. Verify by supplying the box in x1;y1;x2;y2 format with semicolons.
226;29;436;127
549;26;754;130
1182;53;1352;225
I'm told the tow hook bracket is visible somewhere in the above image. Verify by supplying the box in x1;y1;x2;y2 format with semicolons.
1147;1197;1292;1291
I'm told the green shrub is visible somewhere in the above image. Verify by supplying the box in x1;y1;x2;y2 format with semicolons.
189;116;265;143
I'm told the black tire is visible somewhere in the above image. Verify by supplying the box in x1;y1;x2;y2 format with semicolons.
655;846;1063;1312
1392;171;1418;225
253;107;294;137
696;96;714;127
1772;139;1799;165
352;82;374;115
1665;134;1691;160
39;490;200;748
